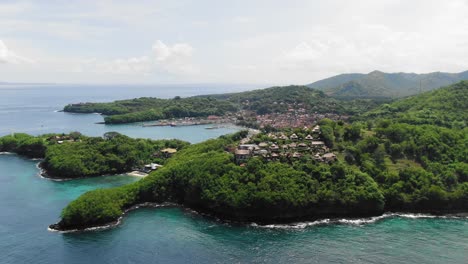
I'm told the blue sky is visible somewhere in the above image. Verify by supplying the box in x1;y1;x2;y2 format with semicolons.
1;0;468;84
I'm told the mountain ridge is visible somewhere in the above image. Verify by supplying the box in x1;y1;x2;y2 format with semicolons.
307;70;468;98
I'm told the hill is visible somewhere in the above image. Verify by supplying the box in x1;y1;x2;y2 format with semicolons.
64;97;238;124
360;81;468;128
64;85;387;124
50;82;468;230
0;132;189;178
202;85;385;115
308;70;468;98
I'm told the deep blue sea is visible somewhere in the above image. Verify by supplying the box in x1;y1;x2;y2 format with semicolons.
0;85;467;263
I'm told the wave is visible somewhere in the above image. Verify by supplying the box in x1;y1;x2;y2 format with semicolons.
250;213;468;230
0;152;13;155
48;202;176;233
252;219;332;229
34;162;71;182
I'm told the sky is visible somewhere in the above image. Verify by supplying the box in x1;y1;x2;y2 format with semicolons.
1;0;468;85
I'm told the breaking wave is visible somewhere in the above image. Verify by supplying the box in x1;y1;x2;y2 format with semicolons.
250;213;467;229
48;202;176;233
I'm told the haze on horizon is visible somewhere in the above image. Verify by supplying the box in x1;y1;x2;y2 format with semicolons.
1;0;468;85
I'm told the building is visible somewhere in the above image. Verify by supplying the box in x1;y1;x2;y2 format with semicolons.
323;153;337;163
238;144;259;151
235;149;252;163
311;141;325;148
269;144;280;152
297;143;309;151
161;148;177;157
312;125;321;133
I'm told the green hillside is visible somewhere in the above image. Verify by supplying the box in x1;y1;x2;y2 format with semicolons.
308;70;468;98
64;85;387;124
52;83;468;230
360;81;468;128
64;97;238;124
203;85;385;115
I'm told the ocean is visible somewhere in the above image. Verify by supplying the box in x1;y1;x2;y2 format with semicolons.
0;85;466;263
0;84;249;142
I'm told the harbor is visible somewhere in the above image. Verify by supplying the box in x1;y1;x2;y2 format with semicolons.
141;115;237;128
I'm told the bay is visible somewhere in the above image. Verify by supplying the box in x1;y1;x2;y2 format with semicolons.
0;85;466;263
0;84;247;143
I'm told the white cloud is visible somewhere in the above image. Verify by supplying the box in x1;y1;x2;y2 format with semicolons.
282;41;327;63
0;40;34;64
2;0;468;84
67;40;197;76
0;2;31;16
72;56;152;75
152;40;197;75
232;16;252;24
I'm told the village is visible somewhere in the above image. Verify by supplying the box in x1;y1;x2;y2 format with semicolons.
237;100;350;129
254;111;349;129
233;125;337;165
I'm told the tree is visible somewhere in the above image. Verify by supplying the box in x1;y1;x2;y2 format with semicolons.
103;131;121;140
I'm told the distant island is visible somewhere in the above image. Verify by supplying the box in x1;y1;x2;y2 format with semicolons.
0;81;56;85
48;81;467;231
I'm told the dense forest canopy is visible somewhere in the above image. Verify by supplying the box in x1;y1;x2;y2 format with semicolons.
359;81;468;128
64;97;238;124
0;132;189;178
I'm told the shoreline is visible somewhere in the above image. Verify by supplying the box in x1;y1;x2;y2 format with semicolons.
1;152;148;181
48;202;468;233
36;161;146;181
49;202;176;233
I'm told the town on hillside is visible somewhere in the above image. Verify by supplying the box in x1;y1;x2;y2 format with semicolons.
238;101;350;129
232;125;337;165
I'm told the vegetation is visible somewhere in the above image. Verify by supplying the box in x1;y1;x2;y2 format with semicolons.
48;81;468;230
64;97;237;124
55;131;385;229
64;85;388;124
308;70;468;98
0;132;189;178
359;81;468;128
0;133;47;158
204;85;387;115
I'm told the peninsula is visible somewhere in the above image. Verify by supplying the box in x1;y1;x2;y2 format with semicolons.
50;81;467;231
0;132;189;179
63;85;387;127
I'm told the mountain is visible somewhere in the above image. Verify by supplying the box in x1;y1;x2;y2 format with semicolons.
308;70;468;98
360;80;468;128
306;73;365;90
202;85;387;115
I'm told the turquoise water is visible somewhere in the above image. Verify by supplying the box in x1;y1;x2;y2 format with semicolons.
0;154;466;263
0;85;467;263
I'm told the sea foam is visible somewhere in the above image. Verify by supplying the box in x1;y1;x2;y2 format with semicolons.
250;213;467;229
